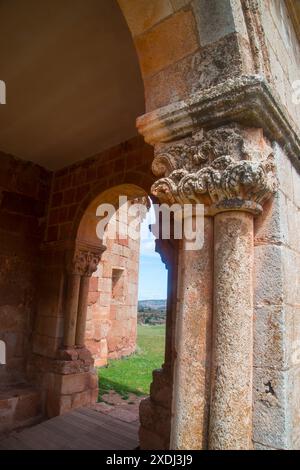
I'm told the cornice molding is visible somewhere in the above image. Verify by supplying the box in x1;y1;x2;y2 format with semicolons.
137;75;300;169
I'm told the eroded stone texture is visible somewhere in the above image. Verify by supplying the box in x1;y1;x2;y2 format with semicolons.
171;216;213;449
253;143;300;450
209;211;254;449
0;152;51;387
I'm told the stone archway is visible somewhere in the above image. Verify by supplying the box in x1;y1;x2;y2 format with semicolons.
117;0;201;113
75;184;149;367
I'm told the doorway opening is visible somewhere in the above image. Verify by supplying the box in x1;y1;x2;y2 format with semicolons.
85;197;167;421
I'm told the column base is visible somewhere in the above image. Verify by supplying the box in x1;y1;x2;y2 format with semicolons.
46;370;98;418
27;347;98;419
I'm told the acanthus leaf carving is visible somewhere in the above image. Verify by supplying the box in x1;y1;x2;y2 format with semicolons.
67;244;105;276
151;125;278;211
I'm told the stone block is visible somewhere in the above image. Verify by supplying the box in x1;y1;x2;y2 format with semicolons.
254;305;293;369
282;247;300;306
254;244;284;306
193;0;247;46
118;0;173;37
135;10;199;77
89;276;99;292
253;367;291;449
60;372;90;395
273;143;293;201
254;190;289;246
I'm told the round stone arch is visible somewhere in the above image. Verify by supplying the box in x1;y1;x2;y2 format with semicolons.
74;183;150;368
75;182;150;249
117;0;201;113
61;181;150;354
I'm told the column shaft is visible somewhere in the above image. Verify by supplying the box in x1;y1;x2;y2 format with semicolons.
75;276;90;347
209;211;254;449
170;216;213;450
63;273;81;347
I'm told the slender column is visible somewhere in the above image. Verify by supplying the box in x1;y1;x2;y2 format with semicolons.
209;210;254;449
170;215;213;450
63;273;81;347
75;275;91;347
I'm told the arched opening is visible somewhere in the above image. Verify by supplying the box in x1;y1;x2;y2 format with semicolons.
76;185;168;428
0;0;191;447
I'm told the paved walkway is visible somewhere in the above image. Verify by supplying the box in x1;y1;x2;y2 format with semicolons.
0;405;140;450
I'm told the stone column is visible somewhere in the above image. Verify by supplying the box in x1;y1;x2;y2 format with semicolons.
170;214;213;450
209;208;255;449
64;273;81;347
151;125;278;449
75;275;91;347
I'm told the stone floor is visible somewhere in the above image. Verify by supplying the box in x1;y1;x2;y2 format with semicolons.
92;390;144;424
0;393;143;450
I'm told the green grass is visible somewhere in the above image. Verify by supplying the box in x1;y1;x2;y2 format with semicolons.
97;324;165;401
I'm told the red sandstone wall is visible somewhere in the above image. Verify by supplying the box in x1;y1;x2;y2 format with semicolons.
30;137;153;364
85;205;140;367
0;151;51;385
45;136;153;244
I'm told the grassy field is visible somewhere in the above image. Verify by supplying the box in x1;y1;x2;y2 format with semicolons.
97;324;165;400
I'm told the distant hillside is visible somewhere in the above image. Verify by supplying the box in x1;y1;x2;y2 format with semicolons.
138;299;166;311
138;299;166;325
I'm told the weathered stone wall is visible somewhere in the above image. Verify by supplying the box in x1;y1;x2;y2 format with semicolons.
118;0;254;112
31;136;152;363
259;0;300;133
45;136;152;243
0;152;51;385
86;205;140;367
25;136;153;418
253;144;300;449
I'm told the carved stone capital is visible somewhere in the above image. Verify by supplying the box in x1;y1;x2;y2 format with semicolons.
151;125;278;214
66;243;106;276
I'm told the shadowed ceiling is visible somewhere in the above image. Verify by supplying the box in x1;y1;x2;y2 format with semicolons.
0;0;144;170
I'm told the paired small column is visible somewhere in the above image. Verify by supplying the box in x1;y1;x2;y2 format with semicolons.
63;245;105;348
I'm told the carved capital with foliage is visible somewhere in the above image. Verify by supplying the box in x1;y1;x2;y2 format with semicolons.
66;243;106;276
151;125;278;214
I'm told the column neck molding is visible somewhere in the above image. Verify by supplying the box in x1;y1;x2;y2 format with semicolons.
137;75;300;168
151;125;278;214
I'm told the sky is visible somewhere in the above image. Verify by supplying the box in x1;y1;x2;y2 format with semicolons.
138;204;168;301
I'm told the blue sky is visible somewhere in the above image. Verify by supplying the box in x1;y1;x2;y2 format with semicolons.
138;205;168;301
